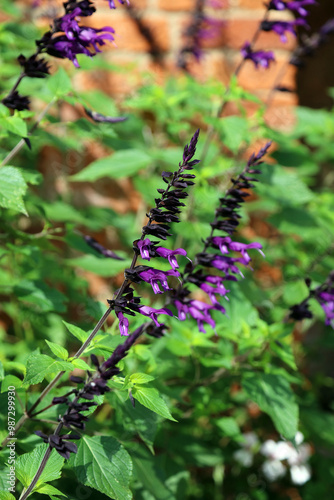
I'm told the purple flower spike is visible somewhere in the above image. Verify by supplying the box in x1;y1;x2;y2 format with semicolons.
317;291;334;328
241;42;275;68
155;247;189;271
261;19;308;43
138;268;180;294
138;305;173;327
116;311;129;336
137;238;152;261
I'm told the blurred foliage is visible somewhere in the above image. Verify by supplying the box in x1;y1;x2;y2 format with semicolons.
0;2;334;500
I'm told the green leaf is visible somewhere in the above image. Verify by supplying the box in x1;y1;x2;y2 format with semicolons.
34;483;66;496
45;340;69;361
1;375;22;393
63;321;88;343
66;254;130;277
23;353;74;386
71;435;132;500
0;491;16;500
0;166;27;215
70;358;91;370
70;149;151;182
16;444;64;490
130;373;155;385
47;67;71;96
216;417;242;440
242;372;298;440
14;280;68;313
216;116;249;153
129;443;177;500
256;164;314;206
110;394;158;452
131;386;177;422
0;114;27;136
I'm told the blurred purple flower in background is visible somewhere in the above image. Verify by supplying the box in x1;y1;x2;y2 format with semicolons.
241;42;275;68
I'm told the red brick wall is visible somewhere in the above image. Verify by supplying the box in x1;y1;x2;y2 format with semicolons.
12;0;298;125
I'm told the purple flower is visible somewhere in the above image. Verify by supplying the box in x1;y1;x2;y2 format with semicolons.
138;268;180;294
116;311;130;336
78;26;115;52
210;236;264;265
241;42;275;68
137;238;152;260
106;0;129;8
138;305;173;327
155;247;189;271
50;37;91;67
175;299;226;333
268;0;316;17
261;19;308;43
317;290;334;328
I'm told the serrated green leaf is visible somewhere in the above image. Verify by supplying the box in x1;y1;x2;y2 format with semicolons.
242;372;299;440
45;341;69;361
70;149;151;182
47;68;71;96
0;166;27;215
63;321;88;343
0;114;27;136
71;435;132;500
132;387;177;422
23;353;74;386
16;444;64;490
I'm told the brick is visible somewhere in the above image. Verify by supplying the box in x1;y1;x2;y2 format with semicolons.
237;56;297;90
94;0;148;9
237;0;265;9
158;0;195;11
86;13;170;52
204;19;296;51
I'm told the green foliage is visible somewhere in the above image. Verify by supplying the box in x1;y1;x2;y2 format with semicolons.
1;2;334;499
71;435;132;500
16;444;64;491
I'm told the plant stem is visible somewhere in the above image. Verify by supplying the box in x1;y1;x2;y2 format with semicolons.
19;423;63;500
0;305;113;448
1;97;57;168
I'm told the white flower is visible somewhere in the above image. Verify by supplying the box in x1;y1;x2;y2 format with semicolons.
262;459;286;482
233;449;254;467
287;443;312;466
290;464;312;485
261;440;292;461
243;432;259;449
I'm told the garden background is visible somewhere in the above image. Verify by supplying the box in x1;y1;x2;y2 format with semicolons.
1;0;334;499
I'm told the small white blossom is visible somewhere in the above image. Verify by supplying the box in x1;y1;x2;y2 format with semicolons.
233;449;254;467
262;459;286;482
290;464;312;485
